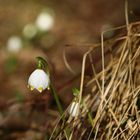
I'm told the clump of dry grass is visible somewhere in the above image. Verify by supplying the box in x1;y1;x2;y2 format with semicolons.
87;22;140;140
50;19;140;140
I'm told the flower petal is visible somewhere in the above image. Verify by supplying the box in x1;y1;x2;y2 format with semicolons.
69;102;80;117
38;87;43;93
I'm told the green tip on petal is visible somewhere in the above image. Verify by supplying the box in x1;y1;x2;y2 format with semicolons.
38;87;43;92
47;86;50;90
27;85;34;90
28;85;34;91
30;86;34;91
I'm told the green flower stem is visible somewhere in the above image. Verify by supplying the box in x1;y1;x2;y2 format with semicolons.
50;83;70;138
50;83;63;116
37;60;42;69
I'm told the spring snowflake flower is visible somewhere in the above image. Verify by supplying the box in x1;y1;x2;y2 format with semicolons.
69;101;80;117
35;12;54;32
101;24;114;38
7;36;22;53
23;24;37;39
28;69;50;92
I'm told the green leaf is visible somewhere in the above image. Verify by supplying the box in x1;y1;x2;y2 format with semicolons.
72;88;80;96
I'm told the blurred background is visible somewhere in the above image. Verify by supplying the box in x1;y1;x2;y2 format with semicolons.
0;0;140;139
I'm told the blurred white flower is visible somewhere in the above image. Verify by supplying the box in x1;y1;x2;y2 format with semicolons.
101;24;114;38
23;24;37;39
7;36;22;53
35;12;54;32
28;69;50;92
69;101;80;117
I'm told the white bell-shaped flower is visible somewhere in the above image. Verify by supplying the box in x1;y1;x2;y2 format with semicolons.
28;69;50;92
7;36;22;53
69;101;80;117
35;12;54;32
